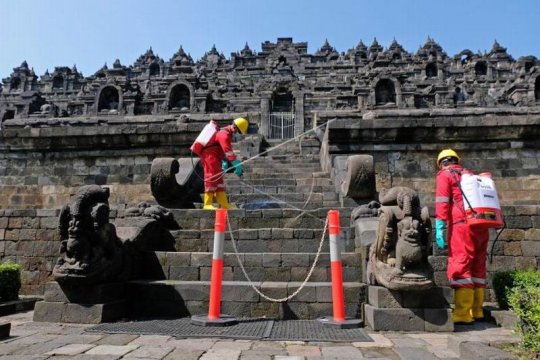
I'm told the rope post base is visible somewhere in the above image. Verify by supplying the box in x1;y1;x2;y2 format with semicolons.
191;209;237;327
190;314;238;327
319;210;361;329
318;316;362;329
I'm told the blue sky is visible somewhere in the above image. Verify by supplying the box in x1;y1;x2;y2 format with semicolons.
1;0;539;79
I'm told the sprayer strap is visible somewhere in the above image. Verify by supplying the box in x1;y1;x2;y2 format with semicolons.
448;168;476;215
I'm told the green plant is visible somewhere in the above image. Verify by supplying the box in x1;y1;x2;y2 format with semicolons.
492;270;516;310
507;270;540;354
0;261;22;301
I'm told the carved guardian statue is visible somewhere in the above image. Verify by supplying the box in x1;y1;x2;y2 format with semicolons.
54;185;123;284
53;185;178;285
365;186;434;290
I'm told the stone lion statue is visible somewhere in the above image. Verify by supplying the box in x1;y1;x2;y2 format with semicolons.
364;186;434;291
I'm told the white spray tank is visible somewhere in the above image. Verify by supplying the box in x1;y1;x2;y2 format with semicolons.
460;170;504;229
190;120;218;156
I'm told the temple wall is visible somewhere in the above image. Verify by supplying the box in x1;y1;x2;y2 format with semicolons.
0;108;539;296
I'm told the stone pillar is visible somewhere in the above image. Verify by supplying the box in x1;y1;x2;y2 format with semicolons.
259;95;271;138
294;90;304;136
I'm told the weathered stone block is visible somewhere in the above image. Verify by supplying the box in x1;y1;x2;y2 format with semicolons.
520;241;540;256
0;322;10;339
368;285;451;309
282;253;309;267
364;304;424;331
368;285;402;308
33;300;126;324
288;282;317;302
424;308;454;332
43;281;126;303
401;287;452;308
260;281;288;300
173;282;209;301
169;266;199;281
459;341;516;360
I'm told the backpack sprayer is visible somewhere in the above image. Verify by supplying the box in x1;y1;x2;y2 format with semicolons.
449;168;505;262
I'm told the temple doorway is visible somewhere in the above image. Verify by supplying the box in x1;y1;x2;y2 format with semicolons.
169;84;190;111
268;90;295;139
375;79;396;105
98;86;119;113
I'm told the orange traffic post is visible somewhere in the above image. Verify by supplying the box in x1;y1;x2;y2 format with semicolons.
318;210;361;329
328;210;345;321
191;209;237;327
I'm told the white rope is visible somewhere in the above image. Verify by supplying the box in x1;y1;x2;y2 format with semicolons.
227;214;329;302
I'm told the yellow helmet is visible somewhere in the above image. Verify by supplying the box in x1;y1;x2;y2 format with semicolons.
437;149;460;166
233;117;249;134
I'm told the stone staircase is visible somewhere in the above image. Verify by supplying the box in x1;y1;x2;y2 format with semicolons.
128;140;366;320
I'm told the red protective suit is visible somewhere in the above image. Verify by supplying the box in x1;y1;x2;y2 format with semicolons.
435;164;489;289
199;125;237;193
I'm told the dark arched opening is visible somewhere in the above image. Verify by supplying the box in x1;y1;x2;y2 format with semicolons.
2;110;15;122
149;63;160;76
169;84;190;111
98;86;119;112
475;61;487;76
375;79;396;105
426;63;438;78
52;75;64;90
10;77;21;91
271;91;294;112
453;87;466;104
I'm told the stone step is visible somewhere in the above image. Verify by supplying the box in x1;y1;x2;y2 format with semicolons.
227;192;339;204
144;251;362;282
127;280;366;320
225;173;328;181
243;159;321;166
243;168;323;176
249;152;320;159
168;208;354;232
172;226;356;252
225;177;333;187
225;184;337;195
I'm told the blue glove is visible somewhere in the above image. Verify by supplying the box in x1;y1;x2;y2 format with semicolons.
435;219;447;249
221;159;230;171
231;159;243;177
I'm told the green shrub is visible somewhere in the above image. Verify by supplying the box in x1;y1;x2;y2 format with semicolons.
506;270;540;354
0;261;22;301
492;270;516;310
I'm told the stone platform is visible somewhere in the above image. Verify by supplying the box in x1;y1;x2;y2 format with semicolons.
365;285;454;332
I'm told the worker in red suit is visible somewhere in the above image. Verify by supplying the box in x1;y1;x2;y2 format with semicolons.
199;117;248;210
435;149;490;324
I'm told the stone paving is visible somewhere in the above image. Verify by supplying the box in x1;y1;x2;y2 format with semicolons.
0;311;522;359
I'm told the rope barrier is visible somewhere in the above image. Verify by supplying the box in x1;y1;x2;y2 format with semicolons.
227;213;329;303
196;119;338;304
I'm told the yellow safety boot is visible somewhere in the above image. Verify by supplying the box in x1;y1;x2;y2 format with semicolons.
472;287;485;320
202;192;217;210
216;191;235;209
453;288;474;324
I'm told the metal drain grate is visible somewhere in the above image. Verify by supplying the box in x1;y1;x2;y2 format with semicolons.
87;318;372;342
269;320;371;342
87;318;273;340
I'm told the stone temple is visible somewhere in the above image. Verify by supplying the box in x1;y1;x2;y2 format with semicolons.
0;38;538;324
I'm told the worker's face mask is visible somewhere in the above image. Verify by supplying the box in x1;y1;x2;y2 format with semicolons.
233;132;242;142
